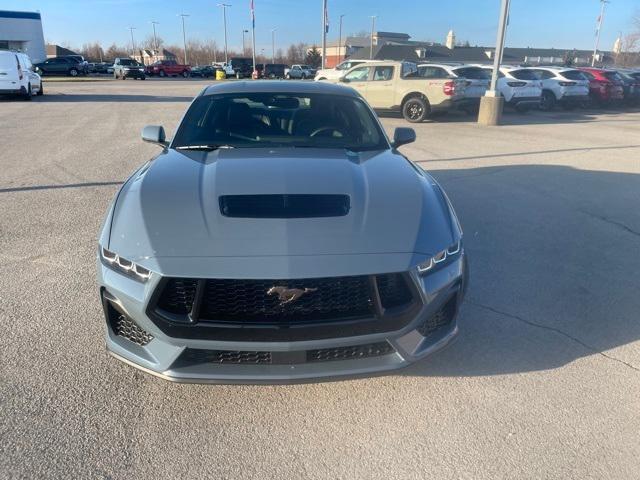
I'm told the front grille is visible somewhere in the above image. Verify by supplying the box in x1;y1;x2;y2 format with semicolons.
150;273;419;341
307;342;394;363
200;276;374;323
418;296;457;337
156;278;197;315
114;313;154;346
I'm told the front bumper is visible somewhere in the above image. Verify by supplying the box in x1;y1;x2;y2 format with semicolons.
98;254;467;383
122;69;146;78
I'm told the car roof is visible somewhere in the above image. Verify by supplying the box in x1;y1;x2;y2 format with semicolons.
202;80;359;97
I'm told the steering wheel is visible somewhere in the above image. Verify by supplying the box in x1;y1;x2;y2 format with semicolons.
309;126;344;138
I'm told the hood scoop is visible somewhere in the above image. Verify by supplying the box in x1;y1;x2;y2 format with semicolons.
219;194;350;218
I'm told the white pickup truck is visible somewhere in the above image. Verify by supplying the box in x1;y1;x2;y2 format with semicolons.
335;61;468;122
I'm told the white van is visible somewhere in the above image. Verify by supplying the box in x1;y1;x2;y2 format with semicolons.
0;51;43;100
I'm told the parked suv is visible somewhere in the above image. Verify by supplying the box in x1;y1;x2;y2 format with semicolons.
263;63;287;79
478;66;542;112
285;65;316;79
616;70;640;106
229;57;254;78
113;58;146;80
416;63;489;112
577;67;625;107
524;67;590;110
146;60;190;77
34;56;85;77
0;51;43;99
338;61;466;122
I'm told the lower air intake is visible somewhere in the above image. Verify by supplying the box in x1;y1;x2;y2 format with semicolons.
418;296;457;337
307;342;394;363
114;314;154;346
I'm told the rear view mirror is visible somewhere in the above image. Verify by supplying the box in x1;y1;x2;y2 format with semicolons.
392;127;416;148
141;125;168;148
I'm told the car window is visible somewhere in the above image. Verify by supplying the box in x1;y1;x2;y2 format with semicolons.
415;66;449;79
535;70;556;80
452;67;490;80
561;70;588;81
509;69;539;80
373;66;394;81
344;66;371;82
172;93;387;151
603;71;623;83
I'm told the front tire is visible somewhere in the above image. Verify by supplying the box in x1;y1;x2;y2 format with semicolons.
182;71;189;78
69;68;78;77
140;75;146;80
402;96;429;123
23;84;32;101
159;70;166;78
37;83;44;96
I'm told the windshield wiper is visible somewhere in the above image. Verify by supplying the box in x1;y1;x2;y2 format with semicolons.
175;144;235;151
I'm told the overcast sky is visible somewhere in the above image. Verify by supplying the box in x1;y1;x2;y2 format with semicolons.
2;0;637;52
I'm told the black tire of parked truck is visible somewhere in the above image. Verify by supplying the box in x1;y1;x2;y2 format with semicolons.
402;96;430;123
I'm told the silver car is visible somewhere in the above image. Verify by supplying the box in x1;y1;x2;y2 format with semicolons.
97;81;467;383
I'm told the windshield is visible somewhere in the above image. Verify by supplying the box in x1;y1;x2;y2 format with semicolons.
119;59;140;66
509;69;539;80
452;67;491;80
172;92;388;151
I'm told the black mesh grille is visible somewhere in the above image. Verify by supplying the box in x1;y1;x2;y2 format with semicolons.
114;314;154;346
219;194;350;218
156;278;197;315
377;273;414;309
418;296;456;337
179;349;272;365
200;276;375;323
307;342;394;363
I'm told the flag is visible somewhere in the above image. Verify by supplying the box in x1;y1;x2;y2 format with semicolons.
250;0;255;28
324;1;329;33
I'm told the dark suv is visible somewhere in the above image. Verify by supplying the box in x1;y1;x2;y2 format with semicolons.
34;57;86;77
264;63;287;79
113;58;146;80
229;57;253;78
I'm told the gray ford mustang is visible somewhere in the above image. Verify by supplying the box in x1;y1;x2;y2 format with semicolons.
97;81;467;383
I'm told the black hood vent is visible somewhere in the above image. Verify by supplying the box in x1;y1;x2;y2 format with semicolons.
219;194;350;218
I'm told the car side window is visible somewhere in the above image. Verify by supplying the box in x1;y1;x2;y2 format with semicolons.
418;66;448;79
373;66;394;81
344;66;371;82
540;70;555;80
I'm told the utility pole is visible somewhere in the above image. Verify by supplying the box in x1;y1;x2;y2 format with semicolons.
178;14;189;64
128;27;136;57
477;0;510;125
338;14;345;63
217;3;231;64
242;29;248;56
369;16;376;60
151;21;159;52
592;0;610;66
251;0;256;74
321;0;328;69
271;28;277;64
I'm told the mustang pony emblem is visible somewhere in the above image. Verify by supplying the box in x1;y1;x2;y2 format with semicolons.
267;286;318;305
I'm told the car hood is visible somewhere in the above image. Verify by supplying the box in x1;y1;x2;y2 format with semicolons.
107;148;456;273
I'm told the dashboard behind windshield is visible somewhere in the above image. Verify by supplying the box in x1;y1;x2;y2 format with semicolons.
172;92;388;151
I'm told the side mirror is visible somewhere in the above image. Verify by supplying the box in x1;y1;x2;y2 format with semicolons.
339;77;349;83
141;125;168;148
392;127;416;148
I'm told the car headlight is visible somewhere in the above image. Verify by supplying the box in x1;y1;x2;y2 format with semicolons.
416;240;462;275
100;246;151;282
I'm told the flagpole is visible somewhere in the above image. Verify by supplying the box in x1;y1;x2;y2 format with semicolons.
321;0;327;69
592;0;609;66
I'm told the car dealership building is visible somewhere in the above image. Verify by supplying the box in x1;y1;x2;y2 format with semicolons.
0;10;46;63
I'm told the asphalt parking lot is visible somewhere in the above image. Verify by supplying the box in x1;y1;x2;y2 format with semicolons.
2;79;639;479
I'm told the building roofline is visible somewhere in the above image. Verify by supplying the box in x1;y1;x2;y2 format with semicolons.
0;10;41;20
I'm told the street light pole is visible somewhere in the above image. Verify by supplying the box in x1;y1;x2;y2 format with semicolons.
217;3;231;64
477;0;510;125
271;28;277;64
178;14;189;64
592;0;610;66
129;27;136;57
242;29;248;56
151;21;159;61
369;16;376;60
338;14;345;63
321;0;327;69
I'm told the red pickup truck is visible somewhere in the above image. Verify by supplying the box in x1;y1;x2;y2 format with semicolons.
146;60;191;78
